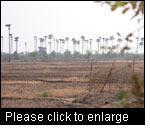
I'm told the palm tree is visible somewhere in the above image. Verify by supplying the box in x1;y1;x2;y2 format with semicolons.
86;40;89;52
72;38;76;53
76;40;80;53
110;36;114;47
14;37;19;53
98;37;101;53
9;34;13;54
65;37;69;51
117;38;122;53
96;37;101;54
62;39;65;54
44;36;47;50
39;38;44;47
56;39;59;53
136;37;139;53
25;42;27;54
89;39;93;54
96;39;100;54
140;37;144;53
59;39;62;53
139;42;143;53
5;24;11;61
1;36;3;53
48;42;52;54
48;34;53;51
34;36;38;52
53;38;56;52
105;38;109;54
141;37;144;41
102;38;105;54
81;36;85;54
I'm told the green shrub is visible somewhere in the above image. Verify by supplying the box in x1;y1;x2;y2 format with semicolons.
36;91;50;97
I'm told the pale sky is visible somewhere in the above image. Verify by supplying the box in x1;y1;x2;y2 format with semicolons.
1;1;144;53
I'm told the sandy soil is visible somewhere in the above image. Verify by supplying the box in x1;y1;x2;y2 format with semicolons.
1;60;144;108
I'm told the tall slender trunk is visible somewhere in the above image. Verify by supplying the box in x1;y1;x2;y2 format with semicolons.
49;43;51;54
8;28;11;61
57;42;58;53
53;38;55;52
82;40;84;54
73;43;75;53
136;39;139;53
97;42;99;54
25;44;27;54
90;42;92;54
100;41;101;54
60;41;61;54
10;36;13;54
62;43;64;54
45;39;47;49
16;41;18;53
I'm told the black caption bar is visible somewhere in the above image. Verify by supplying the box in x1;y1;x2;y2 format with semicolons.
0;108;145;125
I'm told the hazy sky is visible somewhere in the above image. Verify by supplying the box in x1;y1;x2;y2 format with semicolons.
1;1;144;53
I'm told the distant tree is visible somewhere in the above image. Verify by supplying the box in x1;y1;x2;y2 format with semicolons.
117;38;122;53
62;39;65;54
14;37;19;53
28;51;38;60
96;37;101;54
81;36;85;54
102;38;105;54
136;37;140;53
48;34;53;51
110;36;115;47
59;39;62;54
73;51;80;57
85;50;91;63
56;39;59;53
140;37;144;53
9;34;13;54
38;46;47;59
34;36;38;52
64;50;71;57
48;42;52;54
65;37;69;51
53;38;56;52
44;36;47;51
105;38;109;54
50;50;56;58
13;51;19;60
89;39;93;54
76;40;80;53
39;38;44;47
72;38;76;53
25;42;27;54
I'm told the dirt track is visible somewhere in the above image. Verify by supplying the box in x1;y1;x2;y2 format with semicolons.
1;60;144;108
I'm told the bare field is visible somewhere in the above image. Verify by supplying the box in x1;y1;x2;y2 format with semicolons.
1;60;144;108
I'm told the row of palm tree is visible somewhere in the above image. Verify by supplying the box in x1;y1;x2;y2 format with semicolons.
33;35;118;54
4;24;20;61
1;27;144;57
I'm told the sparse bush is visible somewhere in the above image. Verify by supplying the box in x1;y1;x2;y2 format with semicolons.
115;74;144;108
36;91;50;97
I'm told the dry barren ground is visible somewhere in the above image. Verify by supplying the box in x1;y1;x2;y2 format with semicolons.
1;60;144;108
